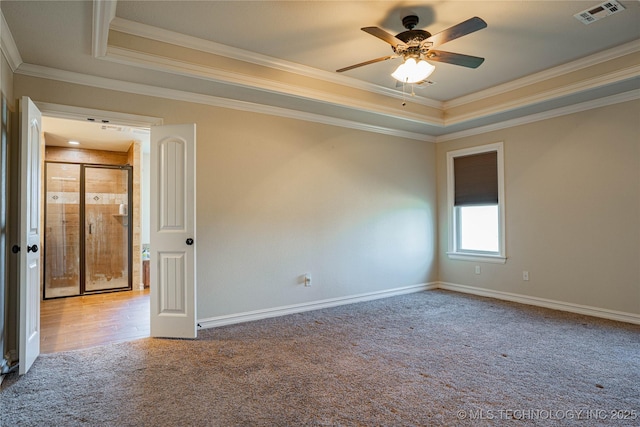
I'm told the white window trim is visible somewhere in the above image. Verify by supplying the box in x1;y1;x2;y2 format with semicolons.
446;142;506;264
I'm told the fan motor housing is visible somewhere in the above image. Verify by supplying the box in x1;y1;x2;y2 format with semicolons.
395;14;431;51
393;29;431;56
395;29;431;44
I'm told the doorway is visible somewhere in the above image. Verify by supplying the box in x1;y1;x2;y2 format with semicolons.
14;101;196;373
38;110;153;352
43;162;133;299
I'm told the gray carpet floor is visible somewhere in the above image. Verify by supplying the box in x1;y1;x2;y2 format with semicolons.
1;290;639;426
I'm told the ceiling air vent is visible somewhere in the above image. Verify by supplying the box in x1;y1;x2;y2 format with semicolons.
574;1;626;25
101;124;131;132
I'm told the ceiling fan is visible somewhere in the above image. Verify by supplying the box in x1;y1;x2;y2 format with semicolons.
337;15;487;84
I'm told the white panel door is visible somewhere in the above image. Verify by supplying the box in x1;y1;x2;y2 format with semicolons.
18;97;42;375
150;124;197;338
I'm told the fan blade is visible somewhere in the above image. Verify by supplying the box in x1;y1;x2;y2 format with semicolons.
336;55;397;73
426;50;485;68
361;27;406;48
424;17;487;49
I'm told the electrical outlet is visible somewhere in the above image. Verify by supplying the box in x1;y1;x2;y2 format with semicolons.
523;271;529;281
475;265;481;275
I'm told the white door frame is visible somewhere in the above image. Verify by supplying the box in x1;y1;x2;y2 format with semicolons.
35;103;164;129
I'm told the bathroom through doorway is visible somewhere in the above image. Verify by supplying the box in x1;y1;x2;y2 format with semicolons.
44;161;133;298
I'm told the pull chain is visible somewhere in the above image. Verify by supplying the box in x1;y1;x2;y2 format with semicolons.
401;79;416;107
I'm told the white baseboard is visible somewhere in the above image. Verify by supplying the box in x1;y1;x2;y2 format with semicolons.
198;282;438;329
437;282;640;325
197;281;639;330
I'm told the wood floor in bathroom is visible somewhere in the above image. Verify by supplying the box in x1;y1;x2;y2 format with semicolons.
40;288;150;354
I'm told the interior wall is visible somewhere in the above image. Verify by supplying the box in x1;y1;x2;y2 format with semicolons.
436;99;640;315
14;75;438;320
45;146;129;164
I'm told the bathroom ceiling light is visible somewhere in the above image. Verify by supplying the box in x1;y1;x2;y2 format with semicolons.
68;140;80;145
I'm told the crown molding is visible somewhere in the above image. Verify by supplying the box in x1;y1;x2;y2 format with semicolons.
104;45;443;127
0;9;23;72
444;64;640;125
435;89;640;143
109;17;442;109
16;63;433;142
16;62;635;145
92;0;117;58
445;39;640;110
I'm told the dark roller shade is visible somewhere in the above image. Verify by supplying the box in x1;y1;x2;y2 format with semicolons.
454;151;498;206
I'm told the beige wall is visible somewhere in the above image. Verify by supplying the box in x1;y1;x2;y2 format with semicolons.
14;75;438;319
437;99;640;315
11;73;638;323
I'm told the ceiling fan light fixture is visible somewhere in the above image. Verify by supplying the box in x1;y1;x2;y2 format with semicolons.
391;58;435;84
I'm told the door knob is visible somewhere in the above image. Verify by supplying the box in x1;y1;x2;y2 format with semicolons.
27;244;39;253
186;238;194;245
11;245;20;253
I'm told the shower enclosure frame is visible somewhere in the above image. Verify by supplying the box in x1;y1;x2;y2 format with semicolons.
43;161;133;299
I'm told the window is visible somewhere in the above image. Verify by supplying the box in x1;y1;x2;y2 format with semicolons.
446;142;506;263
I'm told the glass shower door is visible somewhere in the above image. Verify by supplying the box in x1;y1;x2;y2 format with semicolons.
84;166;131;293
44;163;81;298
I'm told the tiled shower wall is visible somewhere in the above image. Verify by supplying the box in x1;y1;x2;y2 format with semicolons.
45;164;80;290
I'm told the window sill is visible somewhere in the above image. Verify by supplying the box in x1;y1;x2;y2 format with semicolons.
446;252;507;264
